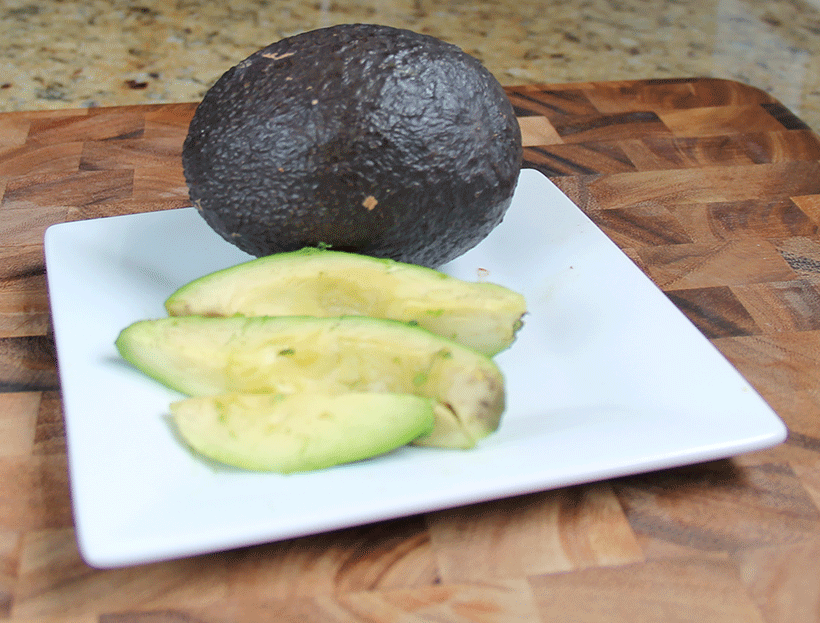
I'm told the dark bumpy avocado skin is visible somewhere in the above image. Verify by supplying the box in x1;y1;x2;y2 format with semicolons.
183;23;522;267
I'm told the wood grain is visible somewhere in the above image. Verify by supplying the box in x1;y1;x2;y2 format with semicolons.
0;77;819;621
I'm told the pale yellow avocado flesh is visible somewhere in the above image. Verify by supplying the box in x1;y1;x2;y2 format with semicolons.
164;248;526;356
171;392;436;473
116;315;505;449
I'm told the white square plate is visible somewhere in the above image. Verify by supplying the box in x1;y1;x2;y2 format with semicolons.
44;169;786;568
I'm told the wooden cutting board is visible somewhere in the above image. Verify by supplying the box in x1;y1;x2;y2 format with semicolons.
2;77;820;621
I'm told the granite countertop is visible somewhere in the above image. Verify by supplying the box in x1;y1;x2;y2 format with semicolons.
2;0;820;132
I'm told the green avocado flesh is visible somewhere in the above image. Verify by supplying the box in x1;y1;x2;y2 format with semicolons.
165;248;526;356
171;392;435;473
116;315;505;449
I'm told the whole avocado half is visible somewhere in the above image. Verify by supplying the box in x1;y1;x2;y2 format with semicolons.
182;23;522;267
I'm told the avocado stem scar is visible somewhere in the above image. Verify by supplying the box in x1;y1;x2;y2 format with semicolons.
362;195;378;211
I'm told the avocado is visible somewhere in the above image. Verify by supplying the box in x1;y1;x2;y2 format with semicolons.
171;392;435;473
164;248;526;355
115;315;505;449
182;23;522;267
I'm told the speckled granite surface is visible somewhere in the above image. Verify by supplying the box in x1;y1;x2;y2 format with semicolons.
2;0;820;131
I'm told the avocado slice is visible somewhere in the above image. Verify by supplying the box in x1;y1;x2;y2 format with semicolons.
171;392;435;473
165;248;526;356
115;315;505;449
182;23;522;267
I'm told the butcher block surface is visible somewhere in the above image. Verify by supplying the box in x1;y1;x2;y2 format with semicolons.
2;77;820;621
